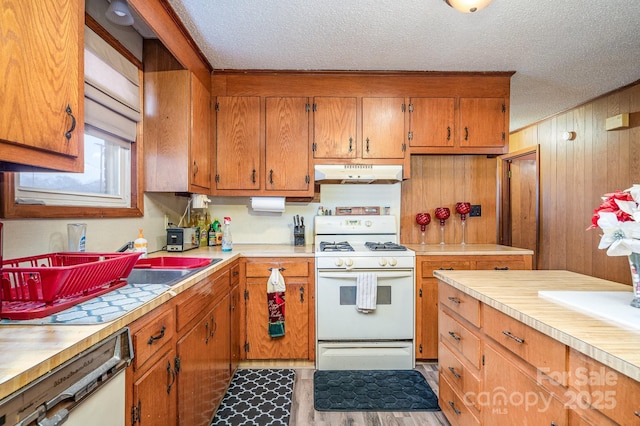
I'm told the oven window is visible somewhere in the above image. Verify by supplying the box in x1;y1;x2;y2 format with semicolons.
339;286;391;305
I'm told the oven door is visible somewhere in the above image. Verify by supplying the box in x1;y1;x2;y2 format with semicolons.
316;268;414;340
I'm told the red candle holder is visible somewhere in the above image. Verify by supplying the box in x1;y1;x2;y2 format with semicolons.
455;202;471;245
435;207;450;245
415;213;431;245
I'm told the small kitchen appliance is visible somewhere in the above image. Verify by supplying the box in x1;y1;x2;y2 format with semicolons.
314;214;415;370
166;227;200;252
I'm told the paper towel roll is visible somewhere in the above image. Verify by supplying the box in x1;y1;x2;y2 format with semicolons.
251;196;286;212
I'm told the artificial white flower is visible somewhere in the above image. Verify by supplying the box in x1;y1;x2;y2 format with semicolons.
597;212;640;256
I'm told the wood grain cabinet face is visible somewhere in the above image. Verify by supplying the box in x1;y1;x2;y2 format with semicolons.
408;97;455;148
361;97;406;159
459;97;506;149
312;97;357;159
129;348;177;426
0;0;84;172
214;96;261;190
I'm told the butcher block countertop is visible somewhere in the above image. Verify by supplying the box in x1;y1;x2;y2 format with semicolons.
0;244;314;400
405;243;534;255
434;270;640;382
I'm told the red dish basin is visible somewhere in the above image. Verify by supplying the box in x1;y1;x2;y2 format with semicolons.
134;257;217;269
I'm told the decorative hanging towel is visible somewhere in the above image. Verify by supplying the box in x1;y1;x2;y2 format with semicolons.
356;272;378;313
267;268;286;337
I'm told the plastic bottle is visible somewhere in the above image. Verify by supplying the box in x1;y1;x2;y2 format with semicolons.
134;229;148;258
214;218;223;246
210;218;220;246
221;217;232;252
208;222;216;246
201;212;210;247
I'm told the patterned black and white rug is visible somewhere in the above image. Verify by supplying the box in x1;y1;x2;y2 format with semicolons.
211;369;295;426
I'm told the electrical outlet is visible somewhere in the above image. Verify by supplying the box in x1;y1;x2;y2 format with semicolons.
470;205;482;217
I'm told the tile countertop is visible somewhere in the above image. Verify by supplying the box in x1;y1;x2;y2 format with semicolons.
0;244;314;400
404;243;534;255
434;270;640;382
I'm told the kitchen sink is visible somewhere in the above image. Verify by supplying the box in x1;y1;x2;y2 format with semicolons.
127;258;222;286
134;257;220;269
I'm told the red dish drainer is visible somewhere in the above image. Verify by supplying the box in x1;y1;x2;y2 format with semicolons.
0;252;141;320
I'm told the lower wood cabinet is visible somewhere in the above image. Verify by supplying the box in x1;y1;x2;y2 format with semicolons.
126;262;238;426
416;253;531;359
243;257;315;360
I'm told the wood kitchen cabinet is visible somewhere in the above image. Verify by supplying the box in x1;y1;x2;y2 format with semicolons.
243;257;315;360
229;261;242;373
144;40;211;193
362;97;407;159
416;254;531;360
265;97;313;194
312;97;358;159
408;98;455;148
214;97;261;191
0;0;84;172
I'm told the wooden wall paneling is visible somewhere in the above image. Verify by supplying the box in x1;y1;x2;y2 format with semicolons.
581;103;594;277
439;156;456;245
537;119;553;270
400;156;420;243
554;113;569;270
566;108;587;275
591;97;610;282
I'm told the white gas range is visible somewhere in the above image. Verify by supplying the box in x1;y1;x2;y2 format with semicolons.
314;215;416;370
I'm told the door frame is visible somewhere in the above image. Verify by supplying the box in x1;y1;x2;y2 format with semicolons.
497;145;540;268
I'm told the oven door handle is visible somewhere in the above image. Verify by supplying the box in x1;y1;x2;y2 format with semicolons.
317;271;413;279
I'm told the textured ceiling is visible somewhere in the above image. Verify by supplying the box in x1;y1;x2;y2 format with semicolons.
166;0;640;131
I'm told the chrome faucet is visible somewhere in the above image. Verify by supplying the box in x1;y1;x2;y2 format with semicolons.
116;241;134;252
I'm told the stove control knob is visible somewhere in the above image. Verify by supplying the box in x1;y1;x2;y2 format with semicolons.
335;258;344;267
378;258;387;266
389;258;398;266
365;220;372;227
345;258;354;267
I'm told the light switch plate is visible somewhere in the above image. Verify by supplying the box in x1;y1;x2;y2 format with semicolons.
470;205;481;217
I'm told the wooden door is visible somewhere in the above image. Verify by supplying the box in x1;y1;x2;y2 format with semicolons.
245;280;309;359
215;96;261;190
409;98;455;147
0;0;83;171
459;97;506;148
190;73;211;191
265;97;311;192
362;97;406;159
131;349;177;426
312;97;357;158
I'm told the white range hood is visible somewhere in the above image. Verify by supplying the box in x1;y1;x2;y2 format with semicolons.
314;164;403;184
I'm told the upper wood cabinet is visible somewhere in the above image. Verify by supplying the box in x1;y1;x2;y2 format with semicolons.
459;97;506;149
362;97;406;159
214;96;261;191
408;97;455;148
264;97;312;194
0;0;84;172
144;41;211;193
312;97;357;159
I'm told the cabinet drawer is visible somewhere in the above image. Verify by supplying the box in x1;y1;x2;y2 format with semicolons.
438;282;480;327
439;342;481;411
230;262;240;287
474;256;526;270
420;259;471;278
439;309;482;369
132;307;175;371
569;348;640;425
176;270;229;331
245;260;309;278
439;374;481;426
484;304;566;381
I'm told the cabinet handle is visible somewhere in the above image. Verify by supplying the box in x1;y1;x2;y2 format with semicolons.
348;137;353;152
448;366;461;379
233;270;239;277
300;286;305;302
494;266;510;270
64;104;76;140
166;361;176;394
251;169;256;183
205;321;209;344
447;126;451;141
448;331;461;341
192;160;199;176
365;138;370;153
447;296;461;304
464;127;469;141
502;330;525;344
147;326;166;345
210;315;217;337
448;400;461;415
269;169;274;184
439;267;454;271
634;411;640;418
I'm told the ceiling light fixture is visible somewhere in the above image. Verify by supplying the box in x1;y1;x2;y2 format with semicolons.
106;0;134;26
444;0;493;13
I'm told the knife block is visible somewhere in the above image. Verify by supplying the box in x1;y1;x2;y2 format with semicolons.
294;226;305;246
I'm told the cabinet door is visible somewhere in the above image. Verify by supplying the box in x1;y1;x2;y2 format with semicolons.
211;294;231;412
313;97;357;159
416;278;438;359
0;0;83;171
265;97;311;192
215;96;261;190
230;284;242;372
131;349;177;426
245;280;309;359
459;97;506;148
190;74;211;191
362;97;406;159
409;98;455;147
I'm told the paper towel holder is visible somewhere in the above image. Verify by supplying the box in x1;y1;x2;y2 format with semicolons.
250;196;286;213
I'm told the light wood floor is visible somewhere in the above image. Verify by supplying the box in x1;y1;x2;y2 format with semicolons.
238;361;451;426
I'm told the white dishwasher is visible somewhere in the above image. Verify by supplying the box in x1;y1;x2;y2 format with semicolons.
0;328;133;426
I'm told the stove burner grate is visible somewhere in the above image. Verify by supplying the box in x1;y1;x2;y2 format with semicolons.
364;242;407;251
319;241;354;252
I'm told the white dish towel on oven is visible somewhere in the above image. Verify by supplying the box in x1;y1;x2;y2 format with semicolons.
356;272;377;313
